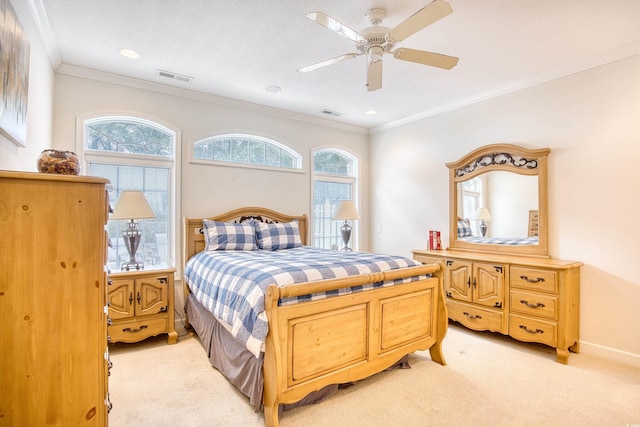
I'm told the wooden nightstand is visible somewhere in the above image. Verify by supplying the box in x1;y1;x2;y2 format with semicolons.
107;267;178;345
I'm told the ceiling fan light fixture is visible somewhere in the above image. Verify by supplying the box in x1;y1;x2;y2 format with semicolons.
368;46;384;63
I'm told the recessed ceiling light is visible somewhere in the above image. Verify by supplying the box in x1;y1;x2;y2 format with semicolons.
265;85;281;93
366;110;377;115
119;48;140;59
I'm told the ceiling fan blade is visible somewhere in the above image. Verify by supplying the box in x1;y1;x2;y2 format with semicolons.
393;48;458;70
297;53;361;73
388;0;453;43
366;60;382;92
306;12;364;43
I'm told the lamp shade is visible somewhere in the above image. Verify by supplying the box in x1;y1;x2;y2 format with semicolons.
473;207;492;221
334;200;360;221
110;191;156;220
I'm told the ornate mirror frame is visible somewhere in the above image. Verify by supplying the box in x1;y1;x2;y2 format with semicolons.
447;143;550;258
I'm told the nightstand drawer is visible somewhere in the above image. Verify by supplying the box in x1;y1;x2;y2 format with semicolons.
108;317;168;343
510;289;558;320
509;314;556;347
511;267;558;293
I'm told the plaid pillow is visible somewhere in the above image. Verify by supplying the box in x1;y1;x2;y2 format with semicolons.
255;221;302;250
457;219;473;238
202;220;257;251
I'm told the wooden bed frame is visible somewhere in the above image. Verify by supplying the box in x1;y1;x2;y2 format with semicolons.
183;207;447;427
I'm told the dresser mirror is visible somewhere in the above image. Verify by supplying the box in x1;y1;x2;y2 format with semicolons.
447;143;550;258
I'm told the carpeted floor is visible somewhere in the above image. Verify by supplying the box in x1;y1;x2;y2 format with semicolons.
108;322;640;426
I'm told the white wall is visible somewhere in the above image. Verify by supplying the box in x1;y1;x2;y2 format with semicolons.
51;72;370;249
370;54;640;365
0;0;54;171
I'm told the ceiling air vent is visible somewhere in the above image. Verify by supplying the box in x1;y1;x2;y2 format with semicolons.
156;69;193;83
320;109;343;117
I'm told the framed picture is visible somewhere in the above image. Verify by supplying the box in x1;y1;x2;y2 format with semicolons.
0;0;30;147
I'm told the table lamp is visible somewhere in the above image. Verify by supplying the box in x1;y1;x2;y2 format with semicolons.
473;207;492;237
110;191;156;270
333;200;360;251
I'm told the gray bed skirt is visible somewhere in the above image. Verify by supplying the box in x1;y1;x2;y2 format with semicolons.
185;293;410;412
186;294;340;411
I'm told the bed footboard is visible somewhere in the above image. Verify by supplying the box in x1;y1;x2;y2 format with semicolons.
262;262;446;427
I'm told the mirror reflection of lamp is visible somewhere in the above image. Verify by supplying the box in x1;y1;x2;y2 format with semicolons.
473;207;492;237
110;191;156;271
333;200;360;251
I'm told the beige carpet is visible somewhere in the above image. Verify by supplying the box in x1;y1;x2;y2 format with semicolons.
108;323;640;426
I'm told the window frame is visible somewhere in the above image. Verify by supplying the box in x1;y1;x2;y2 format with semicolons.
76;112;181;274
311;148;359;250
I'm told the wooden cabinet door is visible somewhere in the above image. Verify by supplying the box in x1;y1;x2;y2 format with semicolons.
135;276;169;316
108;279;135;320
445;259;472;302
473;262;504;308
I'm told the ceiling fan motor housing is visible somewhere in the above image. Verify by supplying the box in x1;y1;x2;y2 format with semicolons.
358;26;395;62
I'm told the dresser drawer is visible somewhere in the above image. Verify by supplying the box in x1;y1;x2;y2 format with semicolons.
413;254;442;266
447;299;503;333
510;289;558;320
509;314;556;347
108;316;168;343
510;266;558;293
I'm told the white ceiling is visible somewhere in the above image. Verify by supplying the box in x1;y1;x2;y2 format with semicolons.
31;0;640;131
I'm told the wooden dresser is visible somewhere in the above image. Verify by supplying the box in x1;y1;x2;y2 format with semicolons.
413;249;582;364
0;171;111;425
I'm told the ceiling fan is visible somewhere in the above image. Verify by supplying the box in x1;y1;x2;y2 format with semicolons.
298;0;458;92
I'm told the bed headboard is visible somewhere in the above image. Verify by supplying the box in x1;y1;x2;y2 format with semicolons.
183;207;308;265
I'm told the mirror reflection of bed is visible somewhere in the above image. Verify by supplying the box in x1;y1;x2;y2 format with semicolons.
457;171;538;239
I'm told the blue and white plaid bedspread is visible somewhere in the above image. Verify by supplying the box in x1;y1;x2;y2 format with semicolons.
459;236;538;245
184;247;426;357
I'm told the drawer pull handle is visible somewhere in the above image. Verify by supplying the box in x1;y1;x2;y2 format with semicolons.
462;311;482;320
137;291;141;305
129;292;133;305
520;275;545;283
519;325;544;334
122;325;148;333
520;299;545;309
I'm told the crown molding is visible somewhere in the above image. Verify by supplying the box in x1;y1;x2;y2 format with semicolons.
371;44;640;134
27;0;62;68
55;64;369;136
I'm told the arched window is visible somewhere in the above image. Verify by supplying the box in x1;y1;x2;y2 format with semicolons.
312;149;358;250
192;134;301;170
80;115;178;271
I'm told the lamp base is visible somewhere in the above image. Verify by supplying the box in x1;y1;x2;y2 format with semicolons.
480;220;488;237
121;260;144;271
340;220;353;251
121;220;144;271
